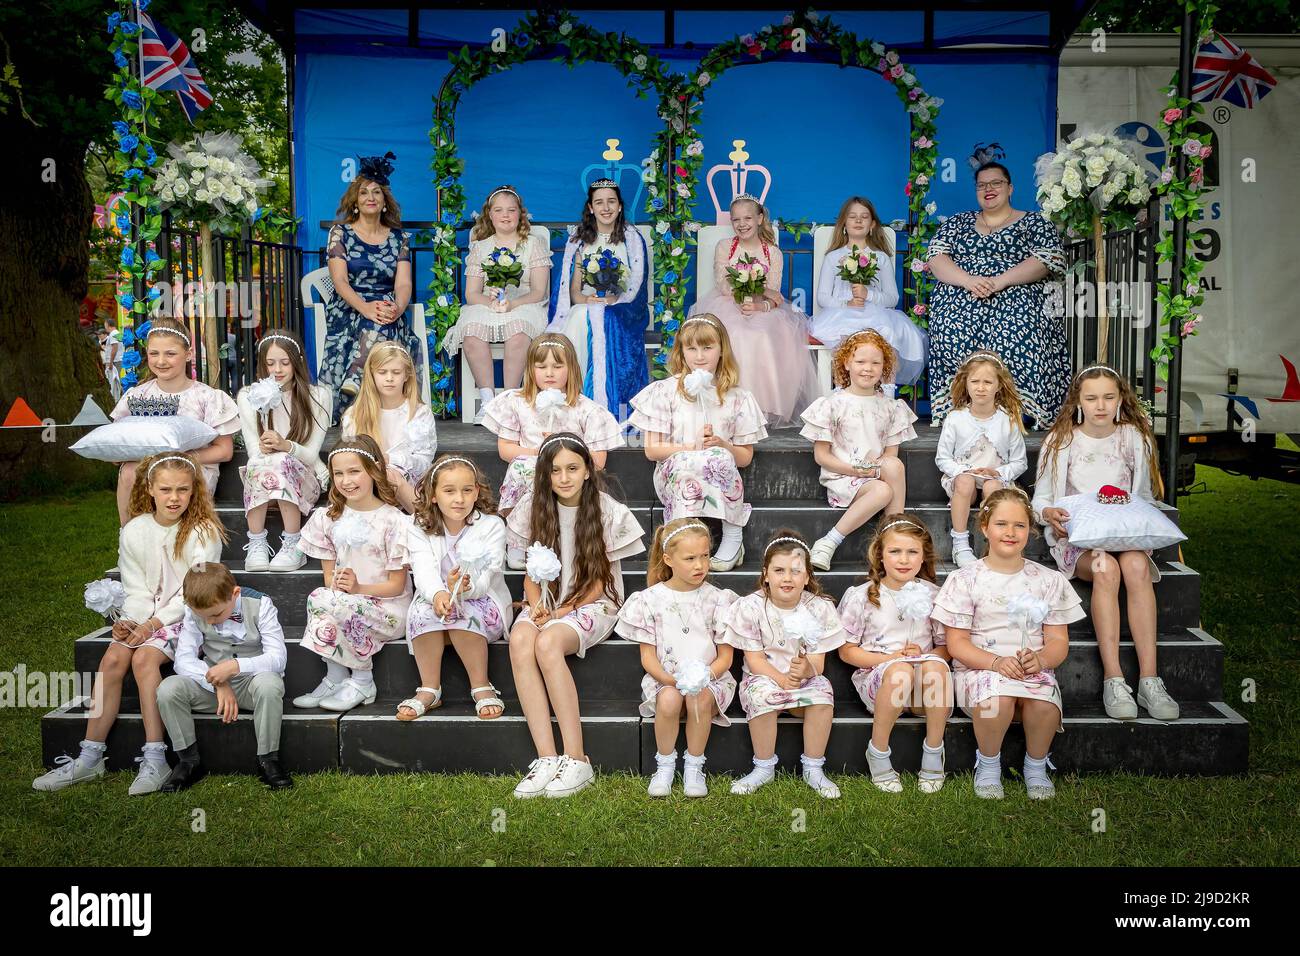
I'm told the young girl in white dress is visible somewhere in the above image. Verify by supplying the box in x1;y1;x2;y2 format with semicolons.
688;195;821;427
34;453;225;795
837;514;951;793
810;195;928;384
629;314;768;572
617;519;739;798
341;341;437;514
1032;365;1179;722
482;333;622;518
800;330;916;570
237;330;333;573
441;185;552;411
932;489;1085;800
110;317;239;525
505;433;645;799
935;350;1028;568
401;455;512;721
721;533;847;799
293;436;412;713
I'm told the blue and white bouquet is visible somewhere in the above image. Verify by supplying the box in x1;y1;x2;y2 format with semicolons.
579;247;629;298
482;246;524;299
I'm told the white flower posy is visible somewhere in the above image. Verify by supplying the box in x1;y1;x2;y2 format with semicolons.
84;578;127;619
331;511;372;551
245;376;284;414
894;580;934;621
673;658;712;696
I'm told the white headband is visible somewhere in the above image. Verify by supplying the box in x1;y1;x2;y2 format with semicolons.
539;434;585;456
489;186;520;203
1077;363;1119;380
682;316;721;331
147;455;195;477
373;341;410;357
764;536;809;556
662;522;710;549
430;456;475;476
879;519;925;536
961;350;1005;370
147;325;191;348
261;333;302;355
329;445;379;465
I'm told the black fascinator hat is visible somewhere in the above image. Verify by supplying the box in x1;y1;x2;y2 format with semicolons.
357;151;397;186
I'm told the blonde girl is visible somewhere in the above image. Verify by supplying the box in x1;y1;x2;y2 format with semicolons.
34;453;226;794
837;514;951;793
616;519;739;797
935;350;1028;567
720;532;847;799
933;489;1085;799
442;185;552;408
237;330;333;572
341;341;437;513
402;455;513;720
1032;364;1177;722
629;315;768;571
110;318;238;525
482;333;622;519
800;330;916;570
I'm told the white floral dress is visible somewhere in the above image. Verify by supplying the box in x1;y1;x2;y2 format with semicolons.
933;407;1028;499
506;490;645;655
720;591;847;719
616;581;740;727
111;379;240;492
931;559;1085;725
407;519;510;644
298;503;413;670
481;389;623;510
341;403;438;486
837;579;948;713
441;234;552;354
799;390;917;507
238;383;332;515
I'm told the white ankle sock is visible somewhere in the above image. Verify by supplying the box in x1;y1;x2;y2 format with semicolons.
324;660;349;684
655;750;677;768
921;739;945;773
867;742;895;776
350;669;375;688
950;529;970;546
77;739;107;768
478;387;495;405
247;530;268;543
715;522;743;561
1023;753;1054;783
974;749;1002;785
281;531;301;547
141;741;168;767
733;755;778;791
824;527;846;547
800;754;838;794
683;752;706;769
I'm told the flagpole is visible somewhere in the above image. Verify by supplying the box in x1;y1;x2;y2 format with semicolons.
1164;5;1195;506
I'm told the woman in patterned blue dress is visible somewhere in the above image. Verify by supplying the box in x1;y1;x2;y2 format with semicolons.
319;152;422;423
925;162;1067;429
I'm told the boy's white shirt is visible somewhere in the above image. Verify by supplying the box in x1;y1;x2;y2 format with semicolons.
173;596;288;693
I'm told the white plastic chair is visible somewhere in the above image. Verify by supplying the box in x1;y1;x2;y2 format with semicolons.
301;266;431;405
809;224;898;394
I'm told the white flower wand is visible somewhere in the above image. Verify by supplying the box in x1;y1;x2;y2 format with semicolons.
84;578;128;627
682;368;715;449
330;512;371;590
1007;592;1051;655
245;376;284;435
525;541;563;614
534;387;567;435
894;580;935;657
448;534;495;615
673;658;713;724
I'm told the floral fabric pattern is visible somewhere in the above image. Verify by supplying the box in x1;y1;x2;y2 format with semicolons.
799;391;917;507
240;451;321;514
111;379;239;491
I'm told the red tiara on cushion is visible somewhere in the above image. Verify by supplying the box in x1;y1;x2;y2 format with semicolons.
1097;485;1130;504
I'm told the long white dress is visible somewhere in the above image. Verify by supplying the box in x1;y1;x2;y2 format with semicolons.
441;233;551;354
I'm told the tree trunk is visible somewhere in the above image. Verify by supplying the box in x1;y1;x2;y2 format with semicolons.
0;119;116;499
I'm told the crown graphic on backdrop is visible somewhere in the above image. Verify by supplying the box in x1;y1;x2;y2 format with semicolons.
580;139;646;221
705;140;773;226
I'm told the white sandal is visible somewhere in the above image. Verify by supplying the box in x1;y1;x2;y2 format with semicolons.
471;684;505;719
396;686;442;721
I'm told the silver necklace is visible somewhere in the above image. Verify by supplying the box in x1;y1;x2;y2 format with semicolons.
666;585;699;635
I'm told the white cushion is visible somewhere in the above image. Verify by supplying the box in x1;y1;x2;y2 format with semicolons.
1056;494;1187;552
69;416;218;463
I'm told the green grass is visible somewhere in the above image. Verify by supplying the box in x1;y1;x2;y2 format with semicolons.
2;465;1298;867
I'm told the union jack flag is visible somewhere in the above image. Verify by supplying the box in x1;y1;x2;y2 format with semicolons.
1191;33;1277;109
138;12;212;122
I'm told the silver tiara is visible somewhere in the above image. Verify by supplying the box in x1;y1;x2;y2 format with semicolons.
879;519;925;535
662;521;710;548
731;193;761;206
430;456;475;475
539;434;585;456
764;536;809;556
960;350;1005;369
261;333;302;355
328;445;379;465
147;455;195;477
1076;364;1119;380
147;325;191;347
590;178;618;189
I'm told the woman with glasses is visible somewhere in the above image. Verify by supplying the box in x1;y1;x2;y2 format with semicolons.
924;161;1067;429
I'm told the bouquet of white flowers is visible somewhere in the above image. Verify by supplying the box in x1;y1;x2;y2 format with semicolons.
154;131;272;233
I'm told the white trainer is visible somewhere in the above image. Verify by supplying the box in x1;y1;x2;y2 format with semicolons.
513;756;563;799
1103;677;1139;720
1137;676;1181;721
809;536;839;572
32;754;105;792
683;756;708;797
952;545;978;569
128;756;169;796
317;678;377;712
648;752;677;797
243;537;272;572
291;677;339;709
544;755;595;798
268;541;306;572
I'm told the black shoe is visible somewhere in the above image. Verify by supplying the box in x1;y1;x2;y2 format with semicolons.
257;753;294;790
159;760;206;792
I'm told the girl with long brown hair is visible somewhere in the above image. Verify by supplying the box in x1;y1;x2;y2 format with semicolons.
837;514;952;793
504;433;645;799
34;453;225;796
237;329;334;572
1031;364;1178;723
616;519;738;798
292;435;412;713
719;532;848;799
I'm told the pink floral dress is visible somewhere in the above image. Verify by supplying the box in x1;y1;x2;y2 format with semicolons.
799;390;917;507
506;490;645;655
628;376;768;527
838;579;949;713
341;403;438;486
238;383;331;515
406;521;508;643
720;591;847;718
931;559;1085;724
481;389;624;511
111;379;240;492
298;503;413;670
616;581;740;727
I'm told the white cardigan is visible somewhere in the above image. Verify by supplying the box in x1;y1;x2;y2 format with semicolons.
407;511;514;633
934;407;1029;484
237;382;332;486
1031;423;1157;544
118;516;223;627
816;246;900;311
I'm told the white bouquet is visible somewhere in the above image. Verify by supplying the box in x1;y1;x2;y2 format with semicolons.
331;511;371;551
525;541;563;610
1006;592;1051;651
84;578;128;624
450;533;496;611
782;606;823;656
1034;129;1152;233
245;376;283;433
534;387;568;433
154;131;273;233
673;659;712;696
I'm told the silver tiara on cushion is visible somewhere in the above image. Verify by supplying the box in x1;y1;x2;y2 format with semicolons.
126;393;181;417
